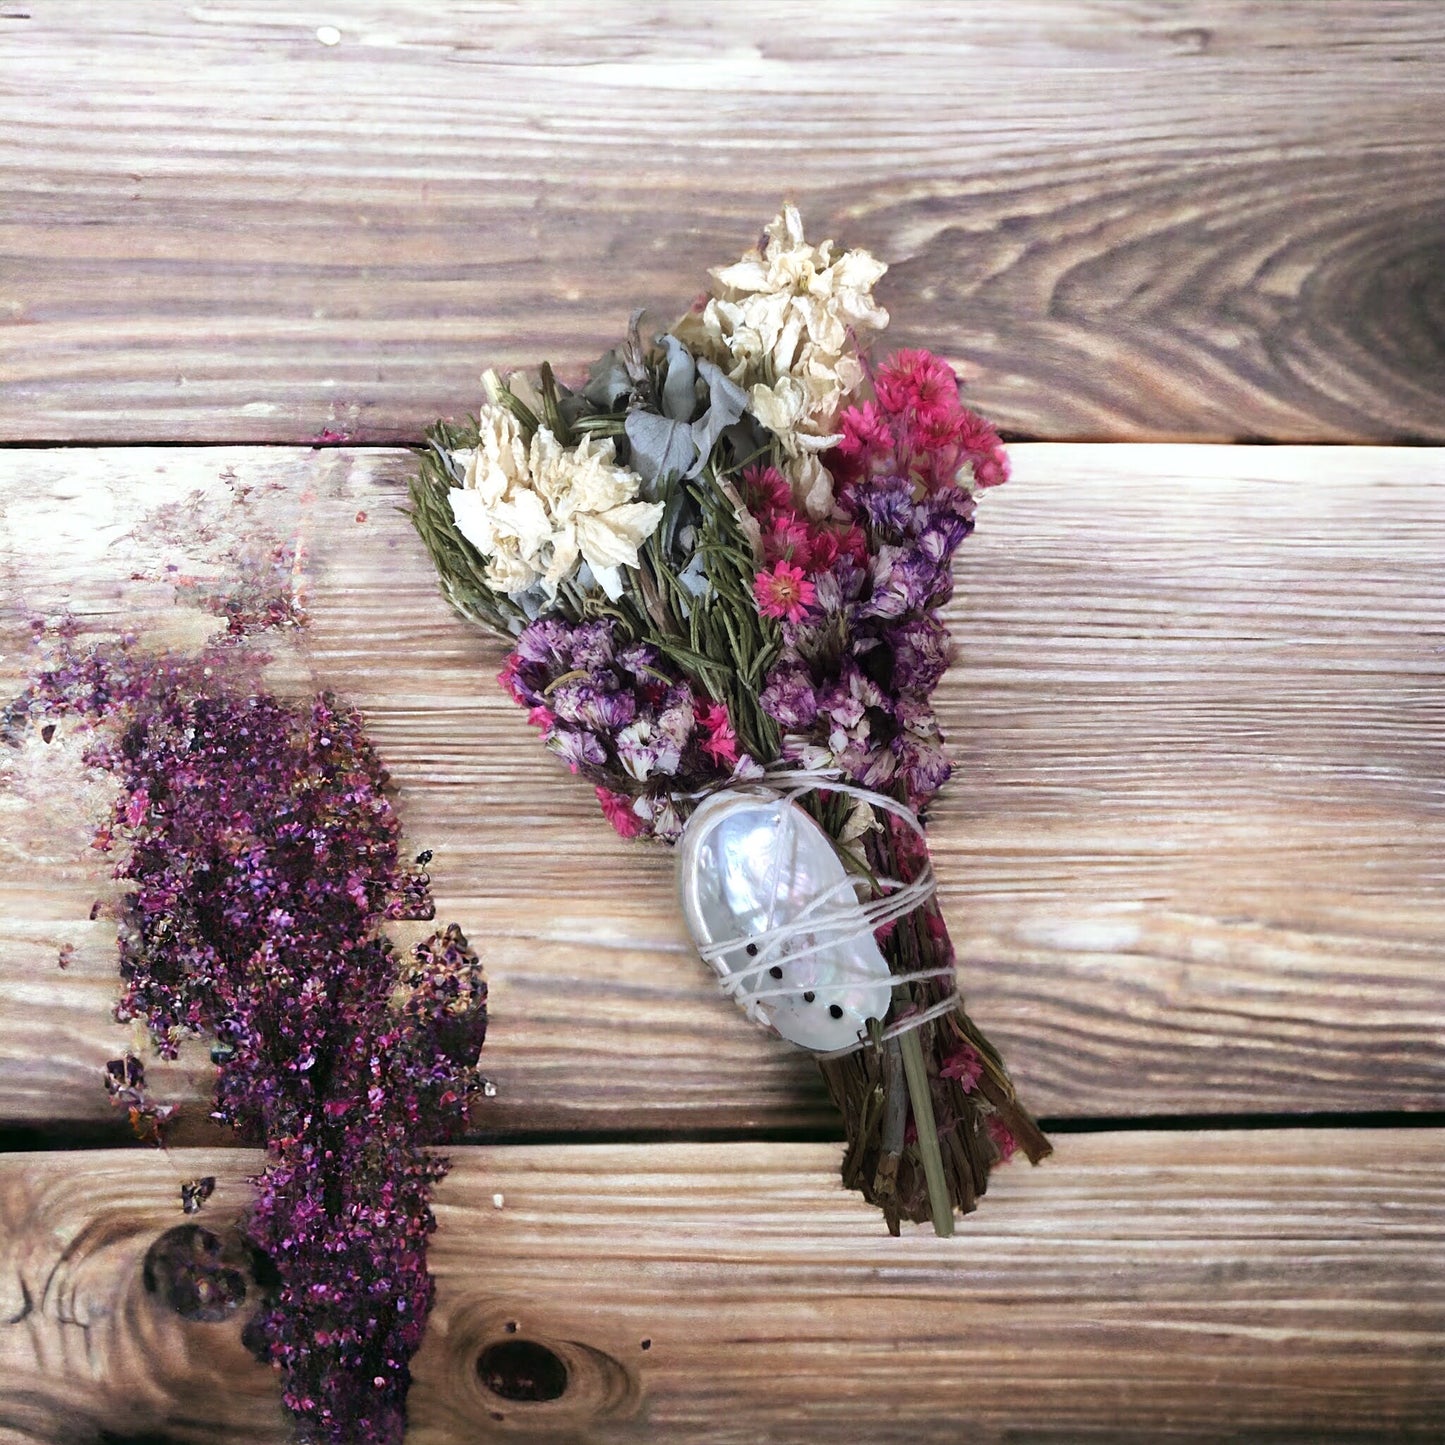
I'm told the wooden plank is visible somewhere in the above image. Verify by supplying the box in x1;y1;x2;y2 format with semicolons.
1;444;1440;1138
0;1130;1441;1441
2;3;1443;444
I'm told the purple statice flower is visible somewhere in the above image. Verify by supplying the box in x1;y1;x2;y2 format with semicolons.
887;616;955;696
503;617;731;838
549;676;638;734
899;732;953;799
845;472;917;538
817;661;887;739
548;725;608;773
758;484;974;810
31;642;488;1445
760;664;820;730
860;545;944;620
615;716;682;781
914;487;977;567
810;556;869;613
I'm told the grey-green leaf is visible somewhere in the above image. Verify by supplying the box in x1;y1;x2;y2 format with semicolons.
625;410;697;493
660;335;699;422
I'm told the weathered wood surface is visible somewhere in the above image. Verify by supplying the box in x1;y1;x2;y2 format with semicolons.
2;3;1443;445
0;1132;1441;1443
2;444;1441;1139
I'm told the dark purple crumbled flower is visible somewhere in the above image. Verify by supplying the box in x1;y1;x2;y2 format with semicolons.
33;642;488;1445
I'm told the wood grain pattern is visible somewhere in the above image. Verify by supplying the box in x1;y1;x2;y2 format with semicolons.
1;443;1440;1139
2;3;1443;444
1;1131;1442;1442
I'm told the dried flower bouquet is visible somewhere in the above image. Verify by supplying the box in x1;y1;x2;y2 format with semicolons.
411;206;1048;1236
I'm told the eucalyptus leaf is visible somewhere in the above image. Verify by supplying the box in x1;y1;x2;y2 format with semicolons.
688;360;750;477
659;335;698;421
583;349;633;408
625;410;696;494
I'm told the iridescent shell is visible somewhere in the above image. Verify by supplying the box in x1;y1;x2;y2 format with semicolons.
677;788;892;1052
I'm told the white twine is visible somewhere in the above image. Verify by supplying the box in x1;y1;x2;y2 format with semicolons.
684;766;960;1059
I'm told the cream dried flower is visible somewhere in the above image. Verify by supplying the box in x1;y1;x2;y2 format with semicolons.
448;391;663;601
674;204;888;515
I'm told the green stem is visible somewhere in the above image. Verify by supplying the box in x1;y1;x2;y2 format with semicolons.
898;1027;953;1237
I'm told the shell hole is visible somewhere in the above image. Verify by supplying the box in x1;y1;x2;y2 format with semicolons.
769;966;783;979
803;991;815;1004
829;1003;844;1019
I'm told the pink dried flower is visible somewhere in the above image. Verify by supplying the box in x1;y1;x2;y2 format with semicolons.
953;405;1011;488
595;785;645;838
987;1115;1018;1163
741;463;794;517
754;561;816;623
940;1043;983;1093
874;348;962;421
694;699;739;767
763;515;814;570
497;658;527;705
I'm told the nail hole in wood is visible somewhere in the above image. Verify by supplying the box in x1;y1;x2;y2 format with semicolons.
640;1337;652;1350
477;1338;569;1402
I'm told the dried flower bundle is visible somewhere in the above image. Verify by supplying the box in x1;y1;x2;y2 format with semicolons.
31;641;487;1444
412;206;1047;1235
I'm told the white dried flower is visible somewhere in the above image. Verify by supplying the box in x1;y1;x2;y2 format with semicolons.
674;203;888;514
448;399;663;601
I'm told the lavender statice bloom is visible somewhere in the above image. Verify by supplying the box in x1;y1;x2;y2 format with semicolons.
548;725;607;772
887;616;955;695
550;677;638;733
504;616;728;836
861;546;943;620
915;488;976;567
509;615;573;670
844;472;916;538
617;641;662;679
899;733;953;799
760;664;820;730
565;620;619;671
817;662;887;735
615;686;696;783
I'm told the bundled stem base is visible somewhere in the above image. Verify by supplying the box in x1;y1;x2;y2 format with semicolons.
821;821;1049;1235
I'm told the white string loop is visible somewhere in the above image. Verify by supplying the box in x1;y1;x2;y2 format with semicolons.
682;765;959;1058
